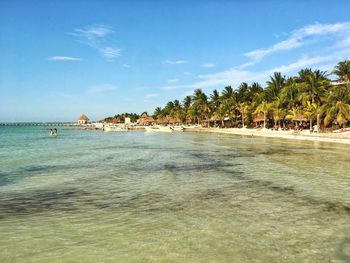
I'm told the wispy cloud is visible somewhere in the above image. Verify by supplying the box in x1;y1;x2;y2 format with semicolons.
48;56;82;61
71;24;121;61
201;63;216;68
87;84;118;94
162;22;350;93
245;22;350;62
166;79;179;83
162;54;342;91
165;60;187;64
122;63;130;68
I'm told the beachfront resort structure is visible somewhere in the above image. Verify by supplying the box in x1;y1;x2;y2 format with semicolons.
77;114;89;125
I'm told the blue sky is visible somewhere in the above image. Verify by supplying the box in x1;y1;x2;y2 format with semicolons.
1;0;350;122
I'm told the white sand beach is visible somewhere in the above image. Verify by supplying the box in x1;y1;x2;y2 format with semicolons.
185;127;350;145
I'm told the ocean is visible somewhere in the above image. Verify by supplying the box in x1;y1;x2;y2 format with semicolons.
0;125;350;262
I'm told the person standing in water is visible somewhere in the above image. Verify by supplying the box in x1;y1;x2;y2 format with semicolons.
50;128;58;136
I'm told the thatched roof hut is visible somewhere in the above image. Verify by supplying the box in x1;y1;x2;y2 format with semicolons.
139;115;155;125
111;117;121;124
77;114;89;124
157;116;181;125
286;113;307;122
253;113;266;122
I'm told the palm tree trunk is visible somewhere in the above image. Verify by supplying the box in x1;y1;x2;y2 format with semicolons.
263;111;266;129
317;114;320;133
242;112;245;128
310;118;313;133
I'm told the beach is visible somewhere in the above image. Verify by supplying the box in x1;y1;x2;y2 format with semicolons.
185;127;350;145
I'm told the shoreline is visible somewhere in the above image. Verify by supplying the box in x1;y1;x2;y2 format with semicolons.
184;127;350;145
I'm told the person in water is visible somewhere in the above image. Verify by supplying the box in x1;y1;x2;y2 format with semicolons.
50;128;57;136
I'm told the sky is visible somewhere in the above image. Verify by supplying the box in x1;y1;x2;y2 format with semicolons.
1;0;350;122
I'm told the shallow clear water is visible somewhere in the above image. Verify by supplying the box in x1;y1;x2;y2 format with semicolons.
0;126;350;262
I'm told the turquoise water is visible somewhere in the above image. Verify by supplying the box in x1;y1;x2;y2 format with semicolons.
0;125;350;262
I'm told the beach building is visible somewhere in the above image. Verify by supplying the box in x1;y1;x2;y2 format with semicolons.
253;113;267;128
139;113;155;126
111;117;121;124
125;117;131;124
77;114;89;124
157;116;181;125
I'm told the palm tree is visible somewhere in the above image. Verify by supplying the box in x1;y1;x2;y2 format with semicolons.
303;101;320;132
333;60;350;82
210;89;221;113
221;86;237;126
213;102;228;128
153;107;163;119
298;69;329;105
236;82;250;103
265;72;285;102
192;89;211;126
254;101;272;129
183;96;192;124
173;100;183;122
271;98;286;130
237;102;249;128
280;77;300;109
322;86;350;128
164;101;175;117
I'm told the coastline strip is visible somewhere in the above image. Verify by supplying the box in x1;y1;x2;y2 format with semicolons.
184;127;350;145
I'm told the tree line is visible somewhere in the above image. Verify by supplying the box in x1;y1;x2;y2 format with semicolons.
152;60;350;130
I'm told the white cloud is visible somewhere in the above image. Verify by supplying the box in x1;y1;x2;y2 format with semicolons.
73;24;113;39
201;63;216;68
166;79;179;83
334;36;350;48
161;22;350;93
162;54;341;91
122;63;130;68
165;60;187;64
245;22;350;62
48;56;81;61
269;55;333;73
71;24;121;61
97;47;121;60
87;84;118;94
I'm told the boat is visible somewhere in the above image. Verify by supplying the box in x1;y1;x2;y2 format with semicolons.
103;124;128;132
93;122;105;129
171;125;184;132
144;125;173;132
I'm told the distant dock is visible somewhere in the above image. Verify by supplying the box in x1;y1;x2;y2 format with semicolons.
0;122;76;126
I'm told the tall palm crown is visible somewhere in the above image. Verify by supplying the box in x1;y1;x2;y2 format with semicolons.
322;86;350;127
265;72;285;102
333;60;350;82
298;69;329;105
192;89;211;122
210;89;220;112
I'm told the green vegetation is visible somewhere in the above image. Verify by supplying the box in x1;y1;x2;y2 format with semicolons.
102;113;140;123
152;60;350;130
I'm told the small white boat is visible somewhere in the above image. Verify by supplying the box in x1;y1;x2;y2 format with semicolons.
144;125;173;132
94;122;105;129
171;126;184;132
104;124;128;132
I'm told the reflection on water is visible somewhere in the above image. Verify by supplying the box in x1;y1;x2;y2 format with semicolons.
0;126;350;262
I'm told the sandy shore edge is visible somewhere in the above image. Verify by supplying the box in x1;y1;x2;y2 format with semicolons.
184;127;350;145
